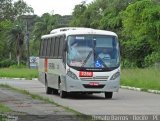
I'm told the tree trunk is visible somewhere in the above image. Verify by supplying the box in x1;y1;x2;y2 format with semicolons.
16;33;20;66
9;52;12;59
17;54;20;66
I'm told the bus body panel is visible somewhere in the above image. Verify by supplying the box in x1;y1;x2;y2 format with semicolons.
63;66;120;92
39;57;120;93
42;28;117;40
38;58;66;90
39;27;120;96
65;76;120;92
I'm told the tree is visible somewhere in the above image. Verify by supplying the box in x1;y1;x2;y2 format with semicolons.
70;1;87;27
0;0;33;21
8;23;25;65
0;0;13;21
32;13;70;55
0;20;13;59
13;0;33;17
82;0;106;28
0;0;34;66
121;0;160;67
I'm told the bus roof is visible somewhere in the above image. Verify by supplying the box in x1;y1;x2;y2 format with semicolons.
41;27;117;39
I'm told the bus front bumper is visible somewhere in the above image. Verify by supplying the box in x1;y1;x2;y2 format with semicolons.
64;76;120;92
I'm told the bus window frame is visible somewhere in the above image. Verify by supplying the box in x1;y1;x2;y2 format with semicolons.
50;37;55;58
40;34;66;59
53;37;60;58
39;39;43;57
41;39;47;57
46;38;51;57
58;36;64;59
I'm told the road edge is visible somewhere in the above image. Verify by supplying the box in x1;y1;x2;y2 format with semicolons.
0;77;160;94
0;77;38;81
120;85;160;94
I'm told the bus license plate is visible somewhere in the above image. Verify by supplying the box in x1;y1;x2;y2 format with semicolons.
89;82;99;86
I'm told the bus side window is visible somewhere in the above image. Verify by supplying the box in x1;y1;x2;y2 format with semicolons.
54;37;60;58
47;38;51;57
42;39;47;57
58;36;64;58
50;37;55;58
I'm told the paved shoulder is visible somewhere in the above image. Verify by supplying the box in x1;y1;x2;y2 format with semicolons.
0;87;82;121
0;79;160;115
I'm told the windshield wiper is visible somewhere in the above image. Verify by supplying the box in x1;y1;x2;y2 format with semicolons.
81;50;93;67
93;50;109;69
81;49;109;69
80;39;109;69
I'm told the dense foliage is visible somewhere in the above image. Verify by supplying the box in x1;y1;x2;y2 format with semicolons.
0;0;33;66
70;0;160;68
0;0;71;67
30;13;72;55
0;0;160;68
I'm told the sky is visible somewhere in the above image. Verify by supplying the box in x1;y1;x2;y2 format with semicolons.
15;0;94;16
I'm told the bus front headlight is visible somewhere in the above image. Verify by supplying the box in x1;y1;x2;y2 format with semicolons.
110;71;120;80
67;70;78;80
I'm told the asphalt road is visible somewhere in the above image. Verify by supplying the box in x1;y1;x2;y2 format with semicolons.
0;79;160;115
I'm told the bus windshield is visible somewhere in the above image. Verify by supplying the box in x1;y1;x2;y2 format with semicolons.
67;35;120;71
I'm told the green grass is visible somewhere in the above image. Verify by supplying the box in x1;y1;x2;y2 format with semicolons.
0;103;11;113
0;68;38;80
121;68;160;91
0;104;11;121
0;67;159;91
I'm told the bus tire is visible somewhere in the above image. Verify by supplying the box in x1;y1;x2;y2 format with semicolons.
59;80;67;98
45;76;52;94
60;90;67;98
104;92;113;99
52;88;58;94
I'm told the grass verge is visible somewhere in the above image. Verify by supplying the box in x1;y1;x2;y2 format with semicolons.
0;103;11;121
121;68;160;91
0;68;38;80
0;67;160;91
0;103;11;113
0;84;92;121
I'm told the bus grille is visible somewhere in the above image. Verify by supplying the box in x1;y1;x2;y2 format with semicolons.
83;84;105;89
80;76;109;81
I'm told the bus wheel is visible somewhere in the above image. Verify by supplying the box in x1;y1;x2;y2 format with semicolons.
104;92;113;99
45;79;52;94
60;90;67;98
52;89;58;95
59;81;67;98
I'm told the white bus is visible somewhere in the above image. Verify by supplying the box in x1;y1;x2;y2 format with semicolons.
38;27;120;99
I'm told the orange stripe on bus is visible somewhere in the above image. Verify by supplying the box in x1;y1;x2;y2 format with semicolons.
44;58;48;72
